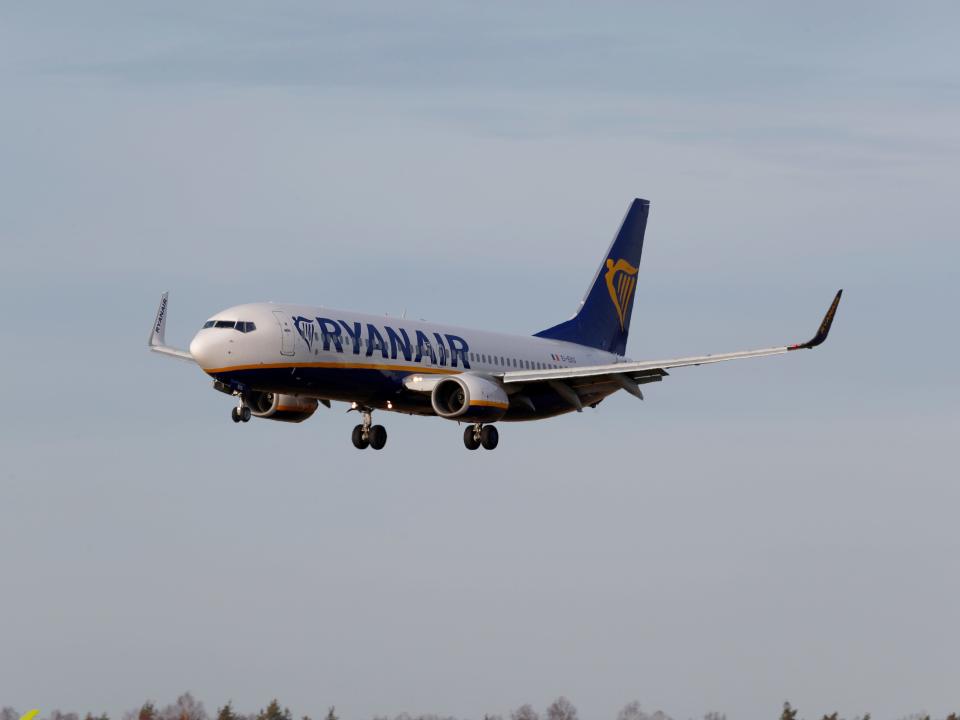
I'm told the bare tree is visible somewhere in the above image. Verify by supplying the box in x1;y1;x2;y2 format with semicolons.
703;713;726;720
615;703;674;720
545;697;577;720
159;695;206;720
781;704;798;720
511;706;540;720
1;709;21;720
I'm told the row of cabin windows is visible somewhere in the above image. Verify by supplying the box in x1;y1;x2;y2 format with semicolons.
294;335;562;371
467;352;562;371
202;320;257;332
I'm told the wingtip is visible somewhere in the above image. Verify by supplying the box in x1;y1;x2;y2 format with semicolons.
789;289;843;350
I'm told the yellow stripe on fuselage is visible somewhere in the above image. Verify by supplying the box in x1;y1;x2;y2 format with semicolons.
202;360;464;376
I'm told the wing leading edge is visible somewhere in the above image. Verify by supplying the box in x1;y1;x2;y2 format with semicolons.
503;290;843;387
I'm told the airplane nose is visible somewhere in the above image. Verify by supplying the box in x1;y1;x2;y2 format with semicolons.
189;331;222;369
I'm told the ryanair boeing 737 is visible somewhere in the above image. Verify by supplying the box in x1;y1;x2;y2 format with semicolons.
148;199;842;451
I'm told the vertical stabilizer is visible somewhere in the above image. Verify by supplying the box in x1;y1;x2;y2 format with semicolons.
534;199;649;355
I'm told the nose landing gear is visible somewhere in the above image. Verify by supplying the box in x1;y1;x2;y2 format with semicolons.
231;404;251;423
464;424;498;450
350;406;387;450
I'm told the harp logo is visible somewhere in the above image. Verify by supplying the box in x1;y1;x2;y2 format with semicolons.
604;258;639;330
20;712;39;720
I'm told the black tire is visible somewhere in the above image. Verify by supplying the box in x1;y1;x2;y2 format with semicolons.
480;425;499;450
352;424;369;449
369;425;387;450
231;407;241;423
241;406;252;422
463;426;480;450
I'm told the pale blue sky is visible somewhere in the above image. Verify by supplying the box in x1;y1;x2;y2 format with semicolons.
1;3;958;720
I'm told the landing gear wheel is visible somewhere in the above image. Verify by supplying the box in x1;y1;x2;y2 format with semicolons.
231;407;242;423
463;426;481;450
480;425;499;450
240;406;251;422
369;425;387;450
352;424;369;449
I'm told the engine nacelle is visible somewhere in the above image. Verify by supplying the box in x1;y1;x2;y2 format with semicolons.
247;391;318;423
431;375;509;422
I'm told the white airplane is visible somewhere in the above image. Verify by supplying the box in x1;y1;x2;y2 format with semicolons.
149;199;842;451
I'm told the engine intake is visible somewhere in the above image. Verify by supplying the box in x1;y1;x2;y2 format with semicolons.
247;391;318;423
431;375;508;423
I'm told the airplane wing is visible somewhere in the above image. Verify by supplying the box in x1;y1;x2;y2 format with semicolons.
501;290;842;407
148;292;196;362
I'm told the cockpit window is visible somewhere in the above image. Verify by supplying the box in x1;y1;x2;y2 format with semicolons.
203;319;256;331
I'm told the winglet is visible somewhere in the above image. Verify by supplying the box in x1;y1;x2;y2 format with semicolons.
790;289;843;350
149;291;170;347
148;292;195;362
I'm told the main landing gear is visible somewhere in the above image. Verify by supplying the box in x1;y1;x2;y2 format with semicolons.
351;406;387;450
464;424;498;451
231;404;251;423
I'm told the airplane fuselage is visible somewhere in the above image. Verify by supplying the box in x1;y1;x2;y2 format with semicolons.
189;303;623;421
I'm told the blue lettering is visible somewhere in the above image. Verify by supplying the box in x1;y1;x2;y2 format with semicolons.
386;326;413;362
414;330;435;364
445;334;470;369
433;333;448;367
366;324;389;359
338;320;363;355
316;317;343;353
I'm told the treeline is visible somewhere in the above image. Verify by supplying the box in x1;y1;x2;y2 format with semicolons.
3;695;958;720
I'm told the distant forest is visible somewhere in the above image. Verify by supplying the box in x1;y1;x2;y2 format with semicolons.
3;695;957;720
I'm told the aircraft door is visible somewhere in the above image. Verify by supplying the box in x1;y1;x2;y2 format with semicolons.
273;311;296;356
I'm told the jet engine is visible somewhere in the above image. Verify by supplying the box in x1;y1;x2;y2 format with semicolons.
247;391;318;423
431;375;509;423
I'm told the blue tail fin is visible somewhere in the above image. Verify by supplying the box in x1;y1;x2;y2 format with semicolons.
534;198;649;355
